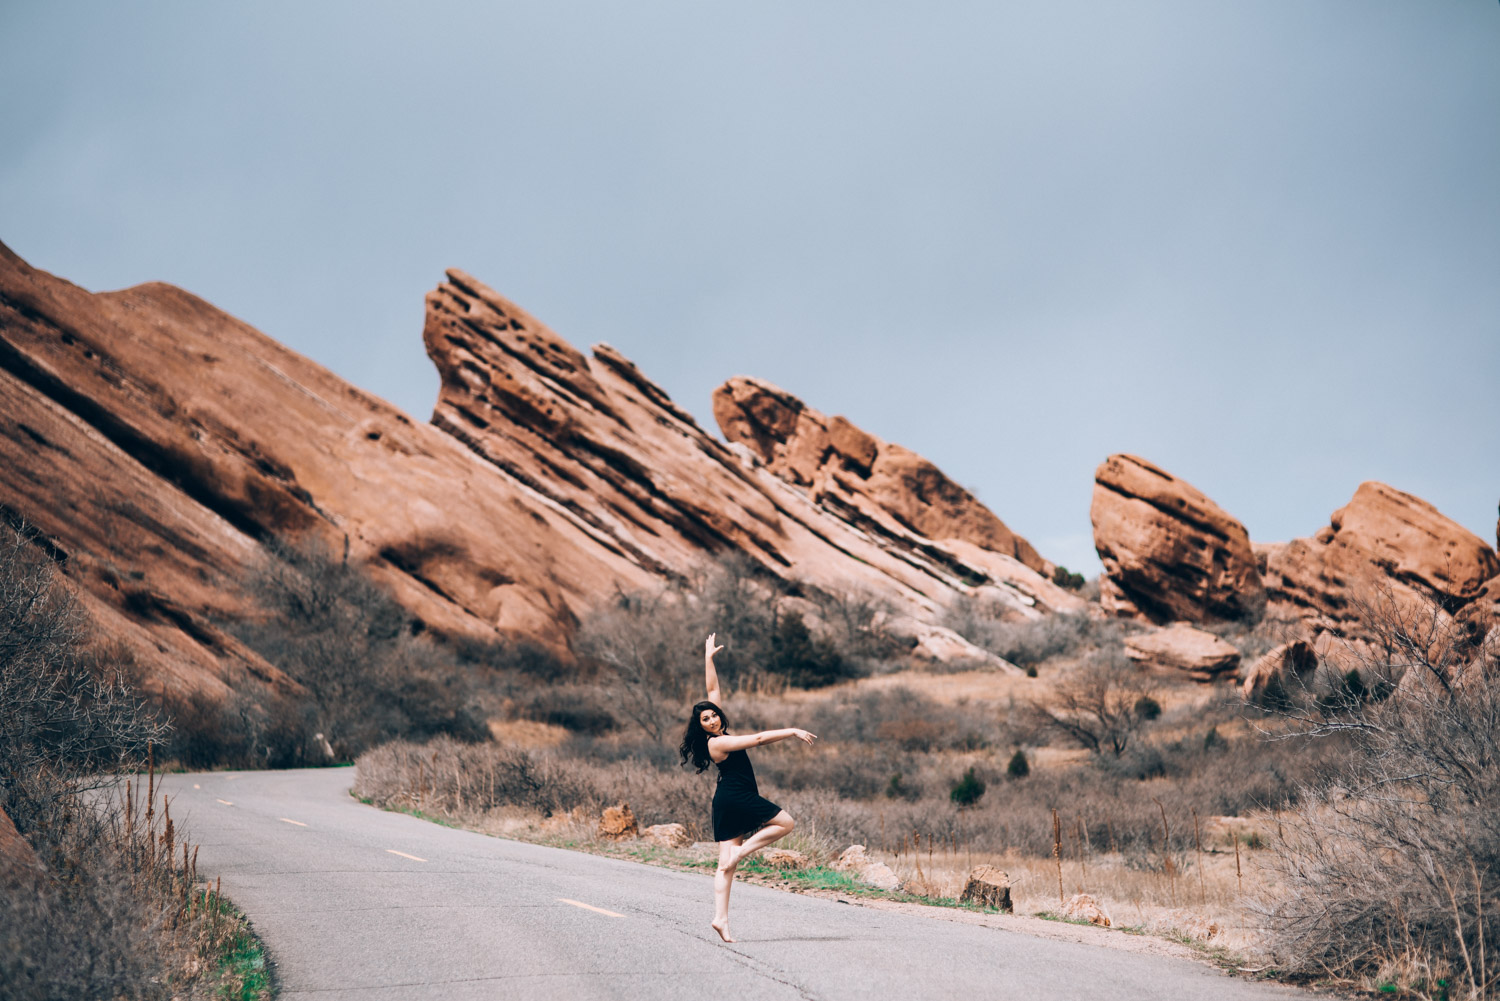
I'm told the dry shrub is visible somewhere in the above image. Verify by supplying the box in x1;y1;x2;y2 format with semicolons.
943;602;1122;669
354;736;716;837
225;538;488;763
1258;588;1500;998
0;522;263;1000
0;522;166;846
800;685;999;750
573;556;884;742
1028;647;1160;757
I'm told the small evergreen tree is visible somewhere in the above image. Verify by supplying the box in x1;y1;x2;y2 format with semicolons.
1006;748;1030;779
768;611;848;688
950;766;987;806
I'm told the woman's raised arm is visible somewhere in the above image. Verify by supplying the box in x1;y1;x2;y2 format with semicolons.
709;728;817;756
705;633;724;704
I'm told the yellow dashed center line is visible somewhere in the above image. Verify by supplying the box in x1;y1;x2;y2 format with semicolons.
558;898;625;917
278;817;307;827
386;849;427;862
216;799;234;806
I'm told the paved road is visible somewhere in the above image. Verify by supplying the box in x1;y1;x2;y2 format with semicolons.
165;768;1306;1001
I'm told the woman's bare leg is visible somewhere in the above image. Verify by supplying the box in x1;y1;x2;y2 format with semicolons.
729;810;795;866
712;837;741;942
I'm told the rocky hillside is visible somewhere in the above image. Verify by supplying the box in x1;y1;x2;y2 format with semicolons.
0;243;1075;704
1090;453;1499;682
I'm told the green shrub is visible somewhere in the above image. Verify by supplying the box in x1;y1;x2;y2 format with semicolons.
885;771;921;801
1006;748;1030;779
949;766;986;807
768;611;853;689
1051;566;1086;590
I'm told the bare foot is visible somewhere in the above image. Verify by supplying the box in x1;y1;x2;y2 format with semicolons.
711;919;736;943
718;846;740;871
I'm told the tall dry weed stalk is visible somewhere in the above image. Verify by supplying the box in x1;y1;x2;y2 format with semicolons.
1052;808;1063;905
1153;797;1176;907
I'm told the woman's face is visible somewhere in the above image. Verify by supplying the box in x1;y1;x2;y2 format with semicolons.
698;708;724;735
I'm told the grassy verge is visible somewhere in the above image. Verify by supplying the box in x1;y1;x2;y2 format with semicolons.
202;896;274;1001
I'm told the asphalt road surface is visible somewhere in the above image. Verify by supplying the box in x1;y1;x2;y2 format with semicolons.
164;768;1308;1001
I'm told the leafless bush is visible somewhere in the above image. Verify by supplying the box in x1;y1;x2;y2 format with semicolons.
0;523;264;999
1207;609;1303;664
1028;648;1159;757
572;587;702;742
799;686;1001;751
0;524;166;842
228;538;487;761
518;684;620;735
1258;587;1500;998
943;601;1121;669
354;736;715;836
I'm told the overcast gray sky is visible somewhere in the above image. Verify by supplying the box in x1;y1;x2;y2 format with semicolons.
3;1;1496;575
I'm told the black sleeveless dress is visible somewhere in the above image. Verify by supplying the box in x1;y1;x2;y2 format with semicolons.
712;748;782;842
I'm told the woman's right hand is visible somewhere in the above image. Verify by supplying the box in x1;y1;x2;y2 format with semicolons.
791;728;818;746
705;633;724;659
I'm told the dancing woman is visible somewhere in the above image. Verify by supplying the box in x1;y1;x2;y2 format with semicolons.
679;633;817;943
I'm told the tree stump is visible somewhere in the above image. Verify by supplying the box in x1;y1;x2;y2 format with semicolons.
959;865;1013;912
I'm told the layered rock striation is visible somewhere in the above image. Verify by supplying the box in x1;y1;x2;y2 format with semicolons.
710;376;1080;619
1260;481;1499;640
1090;455;1265;623
0;245;1067;701
0;244;666;700
424;272;1078;629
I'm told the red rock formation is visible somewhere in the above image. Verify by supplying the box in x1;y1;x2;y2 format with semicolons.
1090;455;1265;623
707;376;1080;623
1262;482;1499;640
1240;640;1317;701
0;243;657;700
0;246;1070;702
1123;623;1242;682
424;271;1080;626
713;377;1053;576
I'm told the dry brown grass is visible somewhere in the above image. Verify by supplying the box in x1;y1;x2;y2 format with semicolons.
4;746;273;1001
0;524;271;1001
883;839;1273;952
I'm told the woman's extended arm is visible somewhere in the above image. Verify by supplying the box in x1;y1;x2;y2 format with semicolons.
705;633;724;704
709;728;817;757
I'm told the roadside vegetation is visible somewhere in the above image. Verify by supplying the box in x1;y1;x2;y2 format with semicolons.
47;524;1495;999
0;521;273;1001
349;562;1497;998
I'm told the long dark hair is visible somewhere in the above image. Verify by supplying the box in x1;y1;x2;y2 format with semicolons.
679;700;729;773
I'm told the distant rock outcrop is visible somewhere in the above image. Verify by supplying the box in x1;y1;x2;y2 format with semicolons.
711;376;1081;619
1260;482;1499;640
0;244;1064;704
1090;455;1265;623
1240;640;1318;701
1124;623;1242;682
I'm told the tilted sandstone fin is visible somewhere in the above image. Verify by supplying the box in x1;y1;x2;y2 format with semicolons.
711;375;1057;579
1090;454;1265;624
1261;481;1499;641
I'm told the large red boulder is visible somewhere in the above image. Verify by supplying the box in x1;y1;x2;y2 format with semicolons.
1262;482;1499;641
1090;455;1265;624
